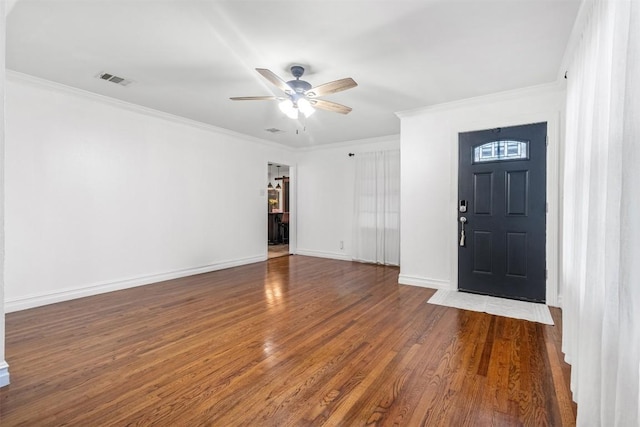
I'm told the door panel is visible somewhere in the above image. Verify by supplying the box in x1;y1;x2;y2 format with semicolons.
473;173;493;214
473;231;493;273
506;170;528;215
458;123;546;302
506;232;527;277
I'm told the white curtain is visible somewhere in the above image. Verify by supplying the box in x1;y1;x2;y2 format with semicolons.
352;150;400;266
562;0;640;425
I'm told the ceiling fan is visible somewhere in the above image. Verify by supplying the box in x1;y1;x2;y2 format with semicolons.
230;66;357;119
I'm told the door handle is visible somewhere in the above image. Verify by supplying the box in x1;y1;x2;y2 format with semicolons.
459;216;467;247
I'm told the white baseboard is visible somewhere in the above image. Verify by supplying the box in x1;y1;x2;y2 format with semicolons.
0;361;9;388
5;255;265;313
295;249;352;262
398;274;451;290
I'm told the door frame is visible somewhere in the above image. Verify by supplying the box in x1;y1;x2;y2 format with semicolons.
288;164;297;255
457;123;547;302
450;114;561;307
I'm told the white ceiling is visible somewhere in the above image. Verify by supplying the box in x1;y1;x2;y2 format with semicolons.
6;0;581;147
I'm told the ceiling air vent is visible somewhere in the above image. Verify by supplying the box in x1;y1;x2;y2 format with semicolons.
265;128;284;134
96;72;133;87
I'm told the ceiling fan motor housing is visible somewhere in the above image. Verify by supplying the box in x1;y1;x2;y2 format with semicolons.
286;65;311;95
287;79;311;94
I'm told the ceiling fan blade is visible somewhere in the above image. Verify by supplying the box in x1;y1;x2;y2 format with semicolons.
306;77;357;98
310;99;353;114
230;96;280;101
255;68;292;94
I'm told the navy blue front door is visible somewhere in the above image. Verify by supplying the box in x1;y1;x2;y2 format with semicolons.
458;123;547;302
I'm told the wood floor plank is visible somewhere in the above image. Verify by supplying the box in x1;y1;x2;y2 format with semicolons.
0;255;576;426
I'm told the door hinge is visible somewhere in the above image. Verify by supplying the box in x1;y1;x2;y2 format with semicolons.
546;202;549;213
546;136;549;146
545;269;548;280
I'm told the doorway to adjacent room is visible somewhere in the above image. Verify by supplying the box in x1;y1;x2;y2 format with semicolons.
267;162;291;259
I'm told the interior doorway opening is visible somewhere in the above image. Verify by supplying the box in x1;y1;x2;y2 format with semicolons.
267;162;291;259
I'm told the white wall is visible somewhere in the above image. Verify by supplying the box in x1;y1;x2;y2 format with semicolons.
1;0;10;388
398;83;565;306
296;135;400;261
4;72;294;312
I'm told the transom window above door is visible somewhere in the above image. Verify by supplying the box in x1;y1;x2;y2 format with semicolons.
473;140;529;163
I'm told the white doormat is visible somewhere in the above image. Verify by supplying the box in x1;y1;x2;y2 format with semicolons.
427;290;554;325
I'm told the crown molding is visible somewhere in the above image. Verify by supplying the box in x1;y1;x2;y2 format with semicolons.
296;134;400;153
395;81;566;119
6;70;294;152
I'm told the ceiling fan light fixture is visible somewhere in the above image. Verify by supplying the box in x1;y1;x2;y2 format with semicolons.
298;98;315;118
279;99;298;119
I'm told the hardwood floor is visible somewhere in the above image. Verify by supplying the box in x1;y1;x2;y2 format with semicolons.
0;256;576;426
268;243;290;259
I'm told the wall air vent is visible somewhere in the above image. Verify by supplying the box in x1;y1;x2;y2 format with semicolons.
96;72;133;87
265;128;284;134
